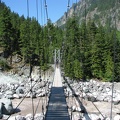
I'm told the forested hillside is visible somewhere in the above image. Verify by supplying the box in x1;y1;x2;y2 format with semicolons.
62;17;120;82
55;0;120;30
0;1;120;82
0;2;63;71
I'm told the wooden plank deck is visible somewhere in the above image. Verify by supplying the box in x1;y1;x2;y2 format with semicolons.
45;87;70;120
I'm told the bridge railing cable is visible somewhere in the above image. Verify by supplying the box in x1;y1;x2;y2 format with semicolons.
27;0;35;119
6;78;41;120
110;0;117;119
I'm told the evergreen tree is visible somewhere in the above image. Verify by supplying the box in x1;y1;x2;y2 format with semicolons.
0;6;14;64
19;18;30;62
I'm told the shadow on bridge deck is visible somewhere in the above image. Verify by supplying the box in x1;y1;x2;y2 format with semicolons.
45;87;70;120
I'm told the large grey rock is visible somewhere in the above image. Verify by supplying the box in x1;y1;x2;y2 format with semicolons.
34;113;44;120
0;92;3;99
76;107;81;112
5;90;14;99
30;91;36;98
16;86;24;94
0;102;3;119
5;116;26;120
72;106;76;112
106;87;111;92
88;114;100;120
84;88;89;93
2;114;10;119
0;98;14;115
15;115;26;120
26;91;36;98
25;113;33;120
88;96;97;102
13;94;20;99
96;95;105;101
114;115;120;120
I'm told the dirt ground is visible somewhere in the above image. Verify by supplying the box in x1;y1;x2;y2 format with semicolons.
10;96;120;119
11;97;48;117
66;97;120;119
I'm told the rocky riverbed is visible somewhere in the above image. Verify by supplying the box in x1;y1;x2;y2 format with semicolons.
0;65;54;120
63;77;120;120
0;68;120;120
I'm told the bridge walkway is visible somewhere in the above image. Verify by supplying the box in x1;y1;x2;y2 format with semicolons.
45;68;70;120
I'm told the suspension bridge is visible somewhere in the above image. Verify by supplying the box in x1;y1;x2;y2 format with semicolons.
0;0;119;120
45;68;70;120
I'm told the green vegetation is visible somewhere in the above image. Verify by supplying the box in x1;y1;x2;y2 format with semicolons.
62;17;120;82
0;2;63;71
0;2;120;82
0;59;11;71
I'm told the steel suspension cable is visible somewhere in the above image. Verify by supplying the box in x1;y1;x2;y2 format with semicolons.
44;0;48;21
41;0;43;26
36;0;38;22
27;0;35;119
42;0;49;115
44;0;49;111
67;0;70;9
67;0;70;19
110;1;117;120
6;79;40;120
27;0;29;18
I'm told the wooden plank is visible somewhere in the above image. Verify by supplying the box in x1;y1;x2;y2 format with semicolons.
45;87;70;120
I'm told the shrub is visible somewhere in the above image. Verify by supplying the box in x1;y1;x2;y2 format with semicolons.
0;59;11;71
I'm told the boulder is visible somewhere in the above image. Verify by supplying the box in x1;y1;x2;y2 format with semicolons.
15;115;26;120
83;88;89;93
96;96;105;101
0;102;3;119
7;115;26;120
88;96;97;102
0;92;3;99
13;94;20;99
76;107;81;112
5;90;14;99
106;87;111;92
89;114;100;120
16;86;24;94
30;91;36;98
2;115;11;119
114;115;120;120
0;98;14;115
20;83;24;87
34;113;44;120
25;113;33;120
72;106;76;112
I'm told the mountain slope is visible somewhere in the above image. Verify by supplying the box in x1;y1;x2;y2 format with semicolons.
55;0;120;30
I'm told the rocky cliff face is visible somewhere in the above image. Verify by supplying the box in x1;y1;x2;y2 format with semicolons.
55;0;120;30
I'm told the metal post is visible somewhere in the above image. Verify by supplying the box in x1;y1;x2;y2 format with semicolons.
54;49;56;68
110;1;117;119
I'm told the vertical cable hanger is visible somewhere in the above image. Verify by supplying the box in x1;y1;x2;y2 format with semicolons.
41;0;43;26
36;0;38;22
44;0;50;36
27;0;29;18
67;0;70;15
27;0;34;119
40;0;45;116
34;1;45;112
110;0;117;120
67;0;70;9
27;0;31;76
36;0;39;54
44;0;49;22
43;0;49;112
